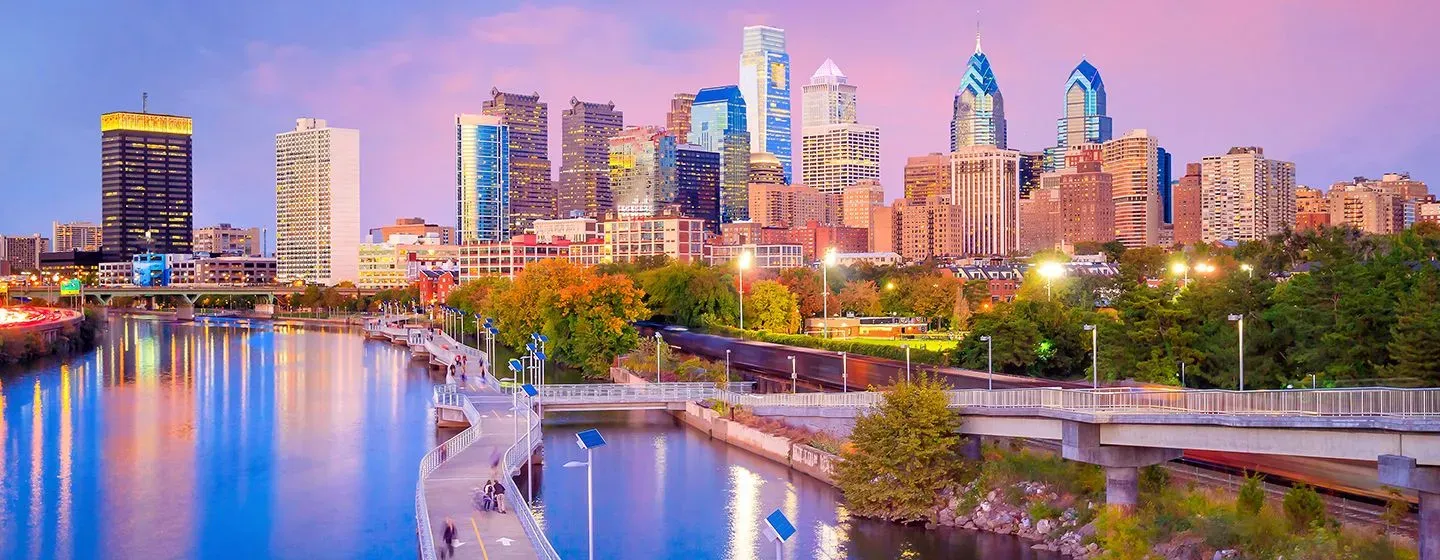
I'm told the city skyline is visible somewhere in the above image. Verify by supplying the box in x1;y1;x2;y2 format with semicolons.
2;1;1437;236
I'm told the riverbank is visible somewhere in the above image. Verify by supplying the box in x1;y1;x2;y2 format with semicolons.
0;307;101;366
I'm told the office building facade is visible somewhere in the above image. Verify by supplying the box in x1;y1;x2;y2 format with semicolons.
666;93;695;141
676;146;722;231
1172;163;1204;244
748;183;825;229
904;153;952;201
739;25;792;182
456;113;510;244
609;126;678;218
949;146;1022;256
52;221;102;253
275;118;360;284
951;30;1007;150
483;89;552;234
558;98;623;219
1;235;49;272
1055;60;1112;152
371;217;457;245
100;111;194;261
1103;129;1161;247
690;85;750;222
194;223;262;256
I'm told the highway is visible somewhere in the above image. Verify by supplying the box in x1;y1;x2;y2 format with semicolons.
651;324;1409;504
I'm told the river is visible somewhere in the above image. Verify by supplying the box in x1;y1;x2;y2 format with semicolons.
0;316;1054;559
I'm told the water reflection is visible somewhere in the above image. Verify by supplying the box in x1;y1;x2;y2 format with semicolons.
0;317;441;559
537;411;1062;560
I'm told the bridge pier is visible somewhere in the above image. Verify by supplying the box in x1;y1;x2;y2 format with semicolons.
1379;455;1440;560
176;294;199;321
961;436;982;461
1061;421;1180;512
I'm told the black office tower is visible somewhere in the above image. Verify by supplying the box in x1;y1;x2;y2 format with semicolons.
101;111;194;261
676;145;722;232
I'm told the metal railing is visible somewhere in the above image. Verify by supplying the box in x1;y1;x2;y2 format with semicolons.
499;395;561;559
537;382;754;404
415;386;486;560
714;386;1440;419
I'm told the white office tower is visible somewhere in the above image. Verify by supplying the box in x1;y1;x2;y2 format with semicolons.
275;118;361;284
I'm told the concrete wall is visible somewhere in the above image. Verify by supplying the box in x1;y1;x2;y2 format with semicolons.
675;401;840;486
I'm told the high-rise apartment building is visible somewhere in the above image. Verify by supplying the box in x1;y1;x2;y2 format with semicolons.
1328;183;1402;235
275;118;360;284
748;183;825;229
1019;187;1061;253
52;221;102;252
904;153;952;201
558;98;623;219
869;203;896;253
676;145;722;232
1294;186;1331;231
1199;146;1296;242
841;179;884;230
610;126;678;218
1373;172;1429;199
1055;59;1112;155
1102;129;1161;247
894;195;967;262
1059;159;1115;246
951;30;1007;150
1;235;49;272
949;146;1021;256
666;93;695;141
100;111;194;261
370;217;457;245
483;89;552;234
690;85;750;222
739;25;792;182
1172;163;1204;245
456;113;510;243
194;224;262;256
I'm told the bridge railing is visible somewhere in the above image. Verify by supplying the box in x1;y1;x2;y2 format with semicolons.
415;386;487;560
500;395;561;559
538;382;754;403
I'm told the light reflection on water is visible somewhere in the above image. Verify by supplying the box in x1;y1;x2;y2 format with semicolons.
0;316;441;559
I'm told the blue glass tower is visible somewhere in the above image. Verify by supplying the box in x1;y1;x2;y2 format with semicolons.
1157;147;1173;224
739;25;792;183
689;86;750;222
1049;59;1113;171
951;29;1006;150
456;114;510;243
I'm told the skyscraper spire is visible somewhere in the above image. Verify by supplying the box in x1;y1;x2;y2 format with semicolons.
975;11;983;53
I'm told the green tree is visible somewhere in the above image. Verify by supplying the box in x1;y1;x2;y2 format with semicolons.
833;374;963;522
1282;484;1328;531
744;280;802;333
550;273;649;376
1387;270;1440;385
1236;473;1265;516
636;263;737;327
776;267;823;318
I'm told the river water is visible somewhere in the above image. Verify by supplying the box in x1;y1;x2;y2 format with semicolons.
0;316;1054;560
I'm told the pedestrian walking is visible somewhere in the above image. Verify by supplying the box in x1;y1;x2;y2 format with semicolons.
441;517;458;558
493;481;507;513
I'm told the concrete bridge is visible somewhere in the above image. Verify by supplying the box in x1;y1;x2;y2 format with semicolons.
12;285;383;320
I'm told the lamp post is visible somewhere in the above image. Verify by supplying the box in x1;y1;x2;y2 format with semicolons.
1228;313;1245;391
654;331;664;383
978;336;993;390
1240;263;1254;278
565;429;607;560
903;345;911;383
839;351;848;393
821;247;837;338
1083;324;1098;388
1171;262;1189;286
1179;361;1186;388
737;251;752;330
1037;262;1064;301
787;355;797;393
725;349;731;379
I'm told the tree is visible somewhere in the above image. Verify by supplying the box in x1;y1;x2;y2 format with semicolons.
906;274;962;329
636;263;737;327
1387;269;1440;385
744;280;802;333
551;273;649;376
776;268;823;318
835;280;881;317
833;374;963;523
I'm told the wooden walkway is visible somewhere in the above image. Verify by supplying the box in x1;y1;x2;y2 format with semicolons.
424;392;541;559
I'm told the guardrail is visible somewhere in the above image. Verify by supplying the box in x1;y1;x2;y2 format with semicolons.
537;382;754;403
499;395;561;559
713;386;1440;418
415;385;486;560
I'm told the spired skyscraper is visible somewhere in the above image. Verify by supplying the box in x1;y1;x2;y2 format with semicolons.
739;25;792;183
689;86;750;223
800;59;880;218
455;114;510;243
1047;59;1113;171
951;26;1006;150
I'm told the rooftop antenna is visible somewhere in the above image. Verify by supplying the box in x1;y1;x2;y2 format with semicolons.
975;10;982;53
142;92;149;113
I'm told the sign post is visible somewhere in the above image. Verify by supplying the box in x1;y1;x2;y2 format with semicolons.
763;509;797;560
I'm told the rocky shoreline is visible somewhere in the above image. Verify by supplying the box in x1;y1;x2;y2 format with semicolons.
931;481;1099;559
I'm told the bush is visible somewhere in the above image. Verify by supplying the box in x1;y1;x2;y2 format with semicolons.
1236;472;1266;516
1283;484;1329;531
1092;506;1151;560
708;325;951;367
1139;465;1170;495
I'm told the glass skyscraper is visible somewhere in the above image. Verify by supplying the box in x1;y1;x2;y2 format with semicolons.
1050;59;1113;171
689;85;750;223
609;126;678;218
739;25;792;183
951;29;1007;150
676;145;722;232
456;113;510;243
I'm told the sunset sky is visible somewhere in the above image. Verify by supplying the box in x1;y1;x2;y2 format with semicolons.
2;0;1437;237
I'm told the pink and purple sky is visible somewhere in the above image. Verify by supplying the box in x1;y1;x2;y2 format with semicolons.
2;0;1437;238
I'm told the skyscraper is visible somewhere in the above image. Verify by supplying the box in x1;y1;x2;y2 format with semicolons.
456;113;510;243
689;85;750;222
904;153;952;201
676;145;722;231
739;25;792;182
1157;147;1173;223
1103;129;1161;247
749;153;785;185
1200;147;1296;242
100;111;193;261
610;126;678;218
1018;151;1046;199
1173;163;1203;245
666;93;695;141
1055;59;1112;150
483;89;552;234
52;221;102;252
275;118;360;284
951;27;1006;150
841;179;885;230
800;58;880;212
949;146;1022;256
558;98;623;219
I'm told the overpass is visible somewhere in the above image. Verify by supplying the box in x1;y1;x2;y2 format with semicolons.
11;285;384;319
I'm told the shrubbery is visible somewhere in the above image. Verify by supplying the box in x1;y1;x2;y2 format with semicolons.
708;325;951;367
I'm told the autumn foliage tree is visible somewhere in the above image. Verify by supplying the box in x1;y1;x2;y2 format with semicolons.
836;280;882;317
744;279;802;333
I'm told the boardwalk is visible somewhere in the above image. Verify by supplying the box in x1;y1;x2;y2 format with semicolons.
423;393;540;560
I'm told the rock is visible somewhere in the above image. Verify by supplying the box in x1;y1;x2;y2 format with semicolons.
1036;519;1053;535
924;522;937;530
1076;521;1098;540
996;526;1012;535
955;515;971;527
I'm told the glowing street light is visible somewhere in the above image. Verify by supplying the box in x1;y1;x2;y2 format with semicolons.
1194;262;1216;275
737;251;752;330
1037;262;1064;301
1229;313;1245;390
1170;262;1190;283
1239;263;1254;278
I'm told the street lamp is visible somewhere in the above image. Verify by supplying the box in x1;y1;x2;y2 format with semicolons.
1178;361;1186;388
1170;262;1189;284
654;331;664;383
787;355;797;393
1239;263;1254;278
1195;262;1215;275
1037;262;1064;301
1228;313;1245;391
821;247;837;339
725;349;732;379
977;336;993;390
839;351;848;393
1083;324;1098;388
737;251;752;330
565;428;608;560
